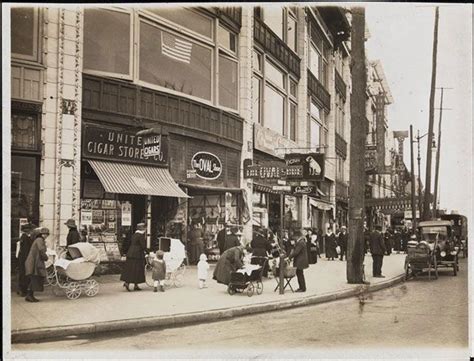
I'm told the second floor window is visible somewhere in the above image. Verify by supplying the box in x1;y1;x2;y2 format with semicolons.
11;7;40;62
260;6;298;53
309;98;327;150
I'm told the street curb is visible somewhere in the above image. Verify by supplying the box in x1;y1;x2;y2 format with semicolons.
11;273;406;343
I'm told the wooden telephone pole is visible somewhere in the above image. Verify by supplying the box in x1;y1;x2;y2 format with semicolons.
347;7;366;284
422;6;439;221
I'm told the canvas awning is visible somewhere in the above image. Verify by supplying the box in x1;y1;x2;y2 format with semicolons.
88;160;190;198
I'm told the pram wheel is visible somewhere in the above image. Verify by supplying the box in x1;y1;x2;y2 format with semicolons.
246;283;255;297
65;282;82;300
227;285;236;295
46;267;57;286
256;281;263;295
84;279;99;297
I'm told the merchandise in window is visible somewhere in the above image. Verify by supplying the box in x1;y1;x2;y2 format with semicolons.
11;7;38;61
139;22;212;101
219;54;238;109
147;7;213;38
264;85;285;135
83;9;131;76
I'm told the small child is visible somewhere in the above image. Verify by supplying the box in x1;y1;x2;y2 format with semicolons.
152;250;167;292
197;253;209;289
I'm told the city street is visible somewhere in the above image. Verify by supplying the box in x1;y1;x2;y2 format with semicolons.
14;258;468;354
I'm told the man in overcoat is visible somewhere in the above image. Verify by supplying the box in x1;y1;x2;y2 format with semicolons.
338;226;348;261
17;223;36;297
369;225;386;278
65;218;81;246
213;245;245;285
223;226;241;252
24;227;50;302
288;229;309;292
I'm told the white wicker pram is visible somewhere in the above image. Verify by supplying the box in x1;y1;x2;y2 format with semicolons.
47;242;101;299
145;238;186;288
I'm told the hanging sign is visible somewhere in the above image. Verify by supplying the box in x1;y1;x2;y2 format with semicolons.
292;185;315;195
191;152;222;180
143;134;163;157
121;201;132;226
284;153;325;180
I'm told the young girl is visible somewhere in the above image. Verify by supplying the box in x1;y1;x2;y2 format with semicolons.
152;250;167;292
197;253;209;289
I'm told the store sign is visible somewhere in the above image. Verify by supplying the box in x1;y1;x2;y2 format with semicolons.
191;152;222;180
244;163;303;179
254;123;297;158
284;153;325;180
292;185;315;195
82;124;168;166
143;134;163;157
272;185;291;192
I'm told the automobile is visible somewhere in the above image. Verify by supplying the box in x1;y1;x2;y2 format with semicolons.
440;213;468;258
418;220;460;276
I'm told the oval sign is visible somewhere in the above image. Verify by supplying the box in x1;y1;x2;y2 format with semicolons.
191;152;222;180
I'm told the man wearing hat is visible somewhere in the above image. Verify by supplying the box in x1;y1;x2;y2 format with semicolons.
120;222;147;291
17;223;36;297
224;226;241;252
338;226;348;261
65;218;81;246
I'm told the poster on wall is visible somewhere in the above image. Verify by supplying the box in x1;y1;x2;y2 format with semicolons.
92;210;104;224
101;200;116;209
81;209;92;226
121;201;132;226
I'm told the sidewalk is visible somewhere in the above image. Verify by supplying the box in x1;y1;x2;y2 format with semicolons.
11;254;406;342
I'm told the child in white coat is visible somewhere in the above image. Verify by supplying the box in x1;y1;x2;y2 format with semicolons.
197;253;209;289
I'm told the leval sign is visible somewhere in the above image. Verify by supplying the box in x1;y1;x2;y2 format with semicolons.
191;152;222;180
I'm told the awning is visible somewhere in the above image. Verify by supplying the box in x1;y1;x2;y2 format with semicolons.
88;160;190;198
309;197;333;211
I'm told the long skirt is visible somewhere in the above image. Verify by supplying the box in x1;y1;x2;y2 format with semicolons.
120;258;145;284
28;275;45;292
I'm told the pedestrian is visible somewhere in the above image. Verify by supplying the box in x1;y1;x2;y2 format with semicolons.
393;229;402;253
384;228;393;256
364;226;370;254
369;225;386;278
310;228;320;263
64;218;81;246
188;223;204;265
197;253;210;289
325;228;337;261
288;229;309;293
213;245;246;285
250;229;271;276
17;223;36;297
151;250;166;292
306;228;317;264
216;226;226;256
120;222;147;291
338;226;348;261
223;226;241;252
24;227;50;302
316;229;323;258
401;228;410;253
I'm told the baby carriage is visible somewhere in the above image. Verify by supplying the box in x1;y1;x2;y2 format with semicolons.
227;257;267;297
48;242;101;299
145;238;186;288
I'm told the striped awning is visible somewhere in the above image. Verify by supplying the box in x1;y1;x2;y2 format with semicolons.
88;160;190;198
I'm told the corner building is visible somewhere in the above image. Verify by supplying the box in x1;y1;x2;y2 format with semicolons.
9;5;352;266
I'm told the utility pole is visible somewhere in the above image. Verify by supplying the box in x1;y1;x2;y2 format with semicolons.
279;193;285;294
347;7;366;284
423;6;439;221
410;125;417;231
433;87;452;218
417;130;423;218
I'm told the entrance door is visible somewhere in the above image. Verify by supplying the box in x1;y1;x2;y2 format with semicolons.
131;195;146;231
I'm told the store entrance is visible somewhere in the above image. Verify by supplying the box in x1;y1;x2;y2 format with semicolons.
268;194;281;234
130;195;146;230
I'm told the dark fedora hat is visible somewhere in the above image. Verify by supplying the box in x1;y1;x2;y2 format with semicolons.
64;218;77;228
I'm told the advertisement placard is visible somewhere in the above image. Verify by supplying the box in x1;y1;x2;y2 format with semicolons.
121;201;132;226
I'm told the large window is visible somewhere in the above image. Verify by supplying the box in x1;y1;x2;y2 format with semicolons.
264;85;285;135
261;6;297;53
84;9;131;77
336;155;345;182
11;7;39;61
335;93;345;137
308;23;330;88
309;99;327;150
83;8;239;110
140;22;212;101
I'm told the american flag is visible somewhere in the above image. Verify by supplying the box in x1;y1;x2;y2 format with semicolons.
161;32;193;64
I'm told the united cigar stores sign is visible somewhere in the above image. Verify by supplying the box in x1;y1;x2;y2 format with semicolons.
190;152;222;180
82;124;168;166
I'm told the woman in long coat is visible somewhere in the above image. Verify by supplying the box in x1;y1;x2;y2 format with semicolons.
120;223;147;291
17;223;36;297
24;227;50;302
251;230;271;276
213;245;245;285
325;228;338;260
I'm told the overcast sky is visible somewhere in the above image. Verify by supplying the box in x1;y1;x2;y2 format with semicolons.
365;3;472;218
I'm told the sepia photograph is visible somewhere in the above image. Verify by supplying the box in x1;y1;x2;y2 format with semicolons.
2;2;472;360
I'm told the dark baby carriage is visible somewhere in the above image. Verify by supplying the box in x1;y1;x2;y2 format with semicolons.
227;258;267;297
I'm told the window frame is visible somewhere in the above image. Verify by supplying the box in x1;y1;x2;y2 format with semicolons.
83;7;134;81
11;7;41;63
217;50;239;111
308;96;328;151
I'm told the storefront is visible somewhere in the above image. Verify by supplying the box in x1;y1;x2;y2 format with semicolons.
80;123;189;263
10;101;42;266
